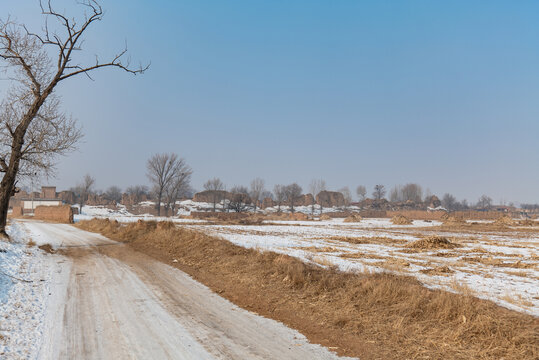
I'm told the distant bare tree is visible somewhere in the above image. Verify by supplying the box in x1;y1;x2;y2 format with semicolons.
389;185;401;202
285;183;302;213
204;177;224;212
309;179;326;214
229;185;250;212
104;186;122;204
356;185;366;202
126;185;149;198
164;165;192;217
273;184;286;212
477;195;493;209
401;183;422;203
442;193;457;211
249;178;265;212
147;153;188;216
77;174;95;210
339;186;352;209
372;184;386;200
0;0;147;236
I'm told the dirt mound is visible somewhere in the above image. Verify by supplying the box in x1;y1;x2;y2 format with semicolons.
494;216;515;226
441;214;466;225
407;236;458;249
319;214;331;221
343;214;362;223
391;215;412;225
288;213;309;221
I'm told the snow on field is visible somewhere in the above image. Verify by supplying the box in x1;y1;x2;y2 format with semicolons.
186;219;539;316
75;205;206;223
0;221;65;359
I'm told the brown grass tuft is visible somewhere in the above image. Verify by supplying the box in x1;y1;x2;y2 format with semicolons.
494;216;516;227
76;219;539;360
407;235;459;249
391;215;413;225
343;214;362;223
27;238;36;247
38;243;55;254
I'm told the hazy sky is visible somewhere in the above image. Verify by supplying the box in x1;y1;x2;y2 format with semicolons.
2;0;539;204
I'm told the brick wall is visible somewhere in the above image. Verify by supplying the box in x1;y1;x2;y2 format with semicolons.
34;205;74;223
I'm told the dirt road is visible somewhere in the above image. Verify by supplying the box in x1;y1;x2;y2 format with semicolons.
22;220;349;360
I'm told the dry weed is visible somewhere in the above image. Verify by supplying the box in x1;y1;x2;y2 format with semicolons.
391;215;413;225
407;235;459;250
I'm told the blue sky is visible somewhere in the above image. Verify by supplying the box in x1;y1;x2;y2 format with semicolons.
2;0;539;204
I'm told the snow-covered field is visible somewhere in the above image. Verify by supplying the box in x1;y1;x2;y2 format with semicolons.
185;219;539;316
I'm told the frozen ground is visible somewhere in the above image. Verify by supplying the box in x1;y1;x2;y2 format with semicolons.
186;218;539;316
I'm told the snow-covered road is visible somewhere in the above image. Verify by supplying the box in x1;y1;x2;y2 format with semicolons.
1;220;351;360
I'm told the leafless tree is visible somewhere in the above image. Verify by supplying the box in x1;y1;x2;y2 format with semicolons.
146;153;189;216
372;184;386;200
273;184;286;212
203;177;224;212
164;166;192;217
442;193;457;211
401;183;422;203
228;185;250;212
77;174;95;210
126;185;149;198
356;185;366;202
339;186;352;209
309;179;326;214
104;186;122;204
477;195;492;209
249;178;265;212
389;185;401;202
284;183;302;213
0;1;147;236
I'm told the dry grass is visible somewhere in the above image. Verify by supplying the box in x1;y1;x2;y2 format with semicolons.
343;214;362;223
391;215;413;225
407;235;459;250
327;235;407;246
319;214;332;221
27;238;36;247
38;243;54;254
494;216;516;227
76;219;539;360
420;265;455;276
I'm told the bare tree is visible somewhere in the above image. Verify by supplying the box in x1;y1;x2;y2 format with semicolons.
309;179;326;214
401;183;422;203
339;186;352;209
273;184;286;212
372;184;386;200
104;186;122;204
126;185;149;198
228;185;250;213
203;177;224;212
249;178;265;212
284;183;302;213
0;1;146;236
442;193;457;211
356;185;366;202
77;174;95;211
146;153;188;216
477;195;493;209
164;165;192;217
